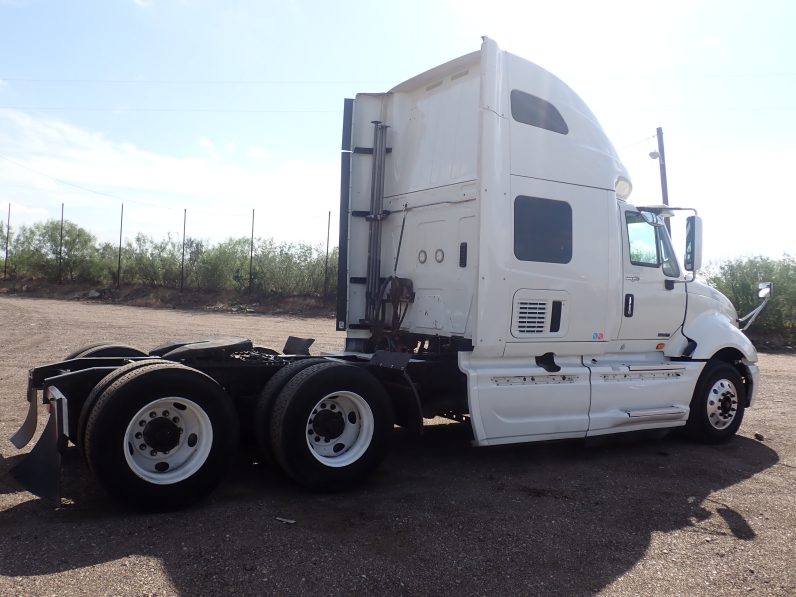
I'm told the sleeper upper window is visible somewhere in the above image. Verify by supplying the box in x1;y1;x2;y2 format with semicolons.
510;89;569;135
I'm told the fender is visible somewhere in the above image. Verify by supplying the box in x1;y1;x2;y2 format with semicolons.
683;310;758;362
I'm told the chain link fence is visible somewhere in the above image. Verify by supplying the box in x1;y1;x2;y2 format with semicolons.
0;202;338;298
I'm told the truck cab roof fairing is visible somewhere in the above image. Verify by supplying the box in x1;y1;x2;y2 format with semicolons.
389;37;630;195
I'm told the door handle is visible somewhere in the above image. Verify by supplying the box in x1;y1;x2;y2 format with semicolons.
624;293;634;317
625;276;640;282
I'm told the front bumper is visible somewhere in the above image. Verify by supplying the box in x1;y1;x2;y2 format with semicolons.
746;362;760;407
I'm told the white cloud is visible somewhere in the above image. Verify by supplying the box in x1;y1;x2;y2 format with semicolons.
0;109;339;246
247;146;273;161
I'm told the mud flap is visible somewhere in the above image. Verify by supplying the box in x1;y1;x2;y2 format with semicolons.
10;411;62;503
10;385;39;449
283;336;315;356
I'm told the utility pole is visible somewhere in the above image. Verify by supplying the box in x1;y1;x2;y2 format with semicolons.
650;127;671;233
656;127;669;207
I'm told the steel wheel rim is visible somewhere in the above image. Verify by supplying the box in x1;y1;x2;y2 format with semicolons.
706;378;739;430
123;397;213;484
305;390;374;467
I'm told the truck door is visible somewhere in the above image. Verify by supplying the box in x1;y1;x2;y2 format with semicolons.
617;206;686;342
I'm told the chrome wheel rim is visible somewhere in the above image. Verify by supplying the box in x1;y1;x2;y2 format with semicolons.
706;378;739;430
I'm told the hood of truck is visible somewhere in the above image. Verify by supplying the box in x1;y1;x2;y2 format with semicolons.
688;280;739;325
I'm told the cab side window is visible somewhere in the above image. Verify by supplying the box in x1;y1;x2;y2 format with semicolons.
625;212;681;278
626;212;658;266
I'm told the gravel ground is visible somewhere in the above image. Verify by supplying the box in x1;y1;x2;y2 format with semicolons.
0;296;794;596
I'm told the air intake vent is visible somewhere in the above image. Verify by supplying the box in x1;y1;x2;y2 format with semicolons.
515;301;547;335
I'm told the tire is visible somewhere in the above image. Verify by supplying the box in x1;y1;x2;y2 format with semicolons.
270;362;393;491
76;360;167;459
84;364;239;510
253;358;327;467
686;361;746;443
66;343;147;360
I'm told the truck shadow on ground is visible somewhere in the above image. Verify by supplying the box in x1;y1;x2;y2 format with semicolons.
0;424;779;596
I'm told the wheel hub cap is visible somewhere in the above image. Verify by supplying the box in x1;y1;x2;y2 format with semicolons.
142;417;182;453
311;409;345;440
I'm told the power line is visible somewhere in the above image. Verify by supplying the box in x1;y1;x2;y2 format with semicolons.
0;152;253;217
0;78;392;84
617;135;656;151
0;106;338;114
4;104;794;115
0;152;132;203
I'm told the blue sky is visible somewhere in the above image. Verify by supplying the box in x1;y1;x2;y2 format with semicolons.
0;0;794;262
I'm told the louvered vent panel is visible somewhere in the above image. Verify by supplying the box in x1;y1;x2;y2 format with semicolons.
515;300;547;335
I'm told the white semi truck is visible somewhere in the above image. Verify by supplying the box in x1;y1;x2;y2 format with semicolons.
10;38;770;509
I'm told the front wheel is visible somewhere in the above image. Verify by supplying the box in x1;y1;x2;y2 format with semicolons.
84;364;239;509
269;362;393;491
686;361;746;443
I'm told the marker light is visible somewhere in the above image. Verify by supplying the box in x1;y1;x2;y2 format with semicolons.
615;177;633;200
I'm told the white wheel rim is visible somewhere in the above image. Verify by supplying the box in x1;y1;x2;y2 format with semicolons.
305;390;374;468
706;378;739;430
123;397;213;484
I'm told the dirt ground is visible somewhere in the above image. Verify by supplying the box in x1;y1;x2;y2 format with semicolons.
0;296;794;596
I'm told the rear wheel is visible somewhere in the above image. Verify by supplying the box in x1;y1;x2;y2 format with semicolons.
65;343;147;360
270;362;393;491
686;361;746;443
253;358;327;467
77;360;166;458
84;364;238;509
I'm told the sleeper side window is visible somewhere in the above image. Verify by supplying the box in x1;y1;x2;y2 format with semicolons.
514;196;572;264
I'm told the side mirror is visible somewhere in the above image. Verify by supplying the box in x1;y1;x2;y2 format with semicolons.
684;215;703;273
758;281;772;299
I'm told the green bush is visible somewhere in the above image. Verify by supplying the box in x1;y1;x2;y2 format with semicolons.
199;237;250;291
705;255;796;340
1;217;339;298
9;220;103;282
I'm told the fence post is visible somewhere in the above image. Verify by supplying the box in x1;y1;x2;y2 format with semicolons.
58;203;64;284
249;208;255;294
117;203;124;289
3;202;10;281
323;210;331;299
180;208;186;292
